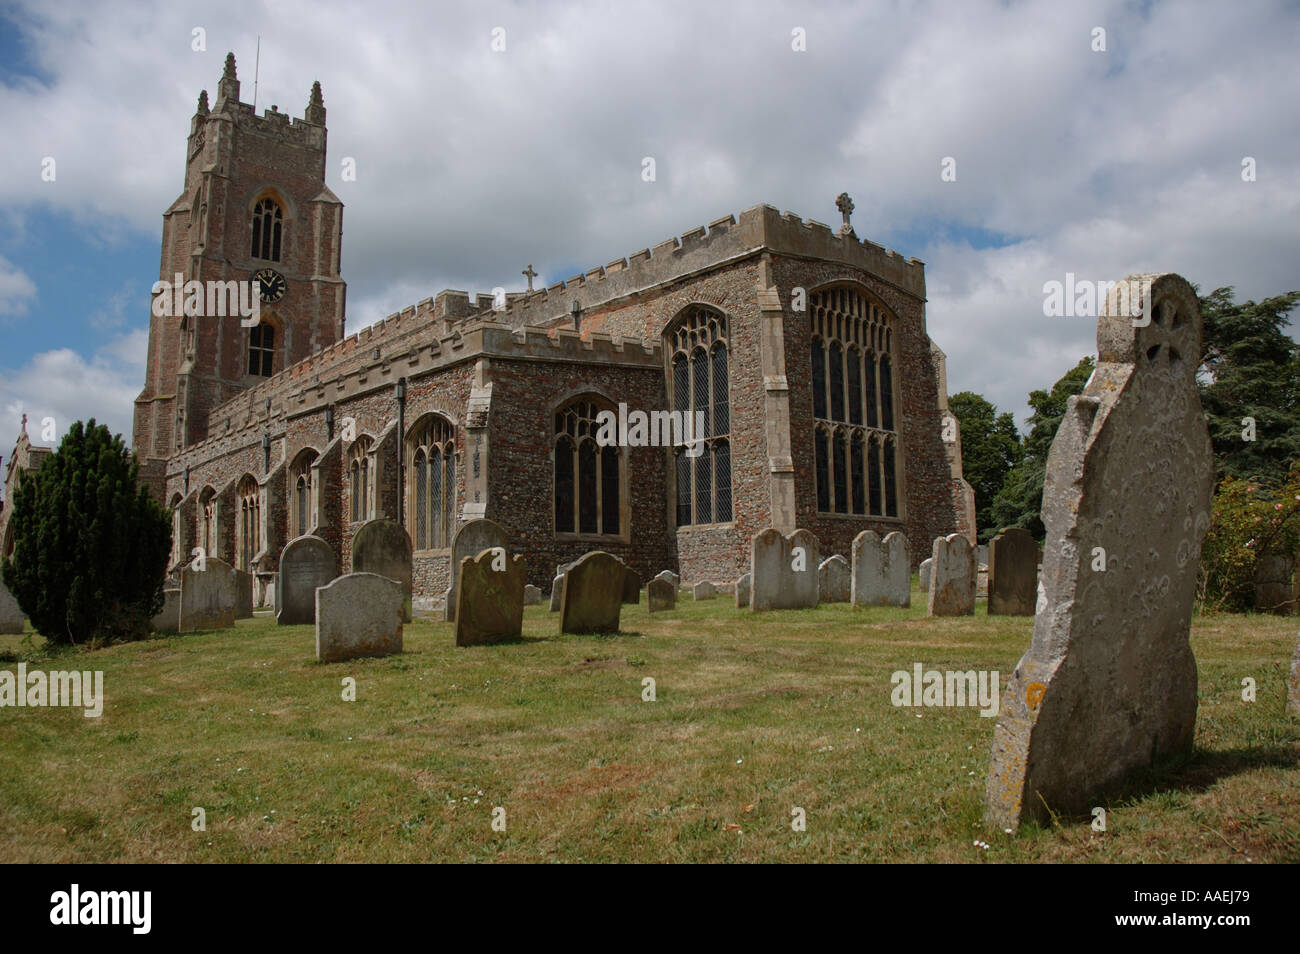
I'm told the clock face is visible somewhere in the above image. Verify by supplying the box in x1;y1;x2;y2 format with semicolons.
252;268;287;303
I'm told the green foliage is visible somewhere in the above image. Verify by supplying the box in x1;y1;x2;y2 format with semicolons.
1197;286;1300;483
947;391;1023;541
986;356;1096;540
1;420;171;646
1198;466;1300;613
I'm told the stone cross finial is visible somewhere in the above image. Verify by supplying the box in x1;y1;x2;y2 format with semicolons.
523;264;538;292
835;192;855;234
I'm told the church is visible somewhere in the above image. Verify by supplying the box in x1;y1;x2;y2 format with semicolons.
5;55;975;609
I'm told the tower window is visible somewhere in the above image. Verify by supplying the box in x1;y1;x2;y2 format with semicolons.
249;324;275;376
251;198;283;262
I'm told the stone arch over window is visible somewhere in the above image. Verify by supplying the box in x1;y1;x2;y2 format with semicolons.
198;486;218;556
348;436;374;524
289;448;318;537
665;304;732;527
236;474;260;571
809;284;901;518
250;194;284;262
553;396;623;537
407;414;457;550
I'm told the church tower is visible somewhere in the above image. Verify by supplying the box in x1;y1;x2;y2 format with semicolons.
133;53;346;494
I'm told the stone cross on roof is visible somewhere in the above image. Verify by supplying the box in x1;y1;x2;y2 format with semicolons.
522;264;538;292
835;192;855;235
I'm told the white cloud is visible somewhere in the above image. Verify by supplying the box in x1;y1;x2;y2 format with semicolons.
0;256;37;316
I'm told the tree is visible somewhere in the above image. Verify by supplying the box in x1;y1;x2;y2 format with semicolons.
1;420;171;646
948;391;1023;540
1197;286;1300;483
986;356;1095;539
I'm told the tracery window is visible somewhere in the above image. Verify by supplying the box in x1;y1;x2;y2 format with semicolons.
199;487;217;558
667;306;732;527
237;475;260;571
349;438;372;523
290;450;317;537
810;286;901;518
409;416;456;549
250;197;283;262
554;398;622;536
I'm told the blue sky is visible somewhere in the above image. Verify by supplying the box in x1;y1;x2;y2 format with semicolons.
1;0;1297;453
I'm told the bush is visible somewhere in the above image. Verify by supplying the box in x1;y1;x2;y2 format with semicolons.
1;420;172;646
1198;465;1300;612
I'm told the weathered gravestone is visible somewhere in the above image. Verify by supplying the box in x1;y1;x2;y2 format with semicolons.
927;534;975;617
986;273;1214;828
734;573;751;609
988;527;1037;616
315;572;404;663
455;548;526;647
151;589;181;633
818;555;851;603
277;535;336;625
0;578;23;634
623;568;642;605
1289;628;1300;716
647;578;676;613
919;557;933;592
654;570;680;590
233;567;254;619
559;551;626;634
179;557;240;632
442;518;510;621
352;519;414;623
693;581;717;600
750;528;819;611
523;584;542;606
549;574;565;612
851;531;910;607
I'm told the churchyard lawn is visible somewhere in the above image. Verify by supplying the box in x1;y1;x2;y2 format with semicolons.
1;581;1295;863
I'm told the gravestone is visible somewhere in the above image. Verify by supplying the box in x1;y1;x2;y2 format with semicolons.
622;568;642;605
315;572;404;663
750;527;819;612
151;589;181;633
927;534;975;617
277;535;336;625
523;584;542;606
693;581;717;600
0;578;23;634
851;531;911;607
735;573;751;609
549;575;564;612
986;273;1215;828
1289;628;1300;716
988;527;1037;616
442;518;510;621
976;544;989;566
455;548;526;646
818;555;851;603
654;570;680;590
233;567;254;619
919;557;933;592
179;557;240;632
352;519;414;623
559;551;626;634
647;578;676;613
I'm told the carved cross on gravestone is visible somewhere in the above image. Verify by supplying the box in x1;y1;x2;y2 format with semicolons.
835;192;855;235
522;264;538;292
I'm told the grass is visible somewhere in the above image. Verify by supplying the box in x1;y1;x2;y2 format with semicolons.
0;581;1296;863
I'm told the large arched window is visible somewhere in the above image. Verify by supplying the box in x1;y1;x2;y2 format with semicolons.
348;437;372;524
290;449;317;537
554;398;622;536
408;415;456;550
237;475;260;571
199;487;218;558
810;286;900;518
667;306;732;527
250;197;283;262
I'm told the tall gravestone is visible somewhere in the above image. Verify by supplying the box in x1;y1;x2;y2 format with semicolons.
179;557;240;632
0;578;23;634
442;518;510;621
315;572;404;663
986;273;1214;828
559;551;626;634
851;531;911;607
352;519;414;623
455;548;526;646
927;534;975;617
277;535;336;625
749;528;819;611
987;527;1037;616
647;578;676;613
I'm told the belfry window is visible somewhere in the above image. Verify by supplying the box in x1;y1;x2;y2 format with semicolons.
251;198;283;262
249;324;274;377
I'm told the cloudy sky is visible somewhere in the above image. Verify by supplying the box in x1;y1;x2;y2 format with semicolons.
1;0;1297;452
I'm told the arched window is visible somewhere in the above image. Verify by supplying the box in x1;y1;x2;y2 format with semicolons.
290;450;317;537
349;438;372;524
554;398;622;536
251;197;283;262
408;416;456;549
237;475;260;571
810;286;901;517
169;494;183;568
249;324;275;377
199;487;217;558
667;306;732;526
